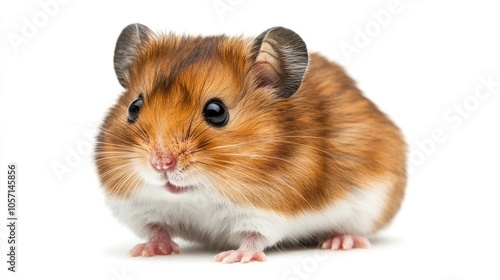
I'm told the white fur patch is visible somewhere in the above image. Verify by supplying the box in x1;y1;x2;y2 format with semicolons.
106;180;390;249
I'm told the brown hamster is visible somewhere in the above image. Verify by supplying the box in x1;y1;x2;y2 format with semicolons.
95;23;406;263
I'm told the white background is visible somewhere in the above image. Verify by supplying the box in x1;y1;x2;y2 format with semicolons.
1;0;500;279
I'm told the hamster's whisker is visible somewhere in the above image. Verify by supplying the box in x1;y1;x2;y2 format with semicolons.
215;152;303;171
278;135;336;141
94;141;144;151
135;120;150;142
96;160;136;174
193;169;240;217
202;173;243;220
111;170;141;199
189;125;212;144
65;119;101;133
195;135;298;152
196;136;350;177
94;156;141;167
97;124;149;151
194;127;333;150
97;159;140;180
95;135;148;152
117;167;142;198
202;168;254;206
94;150;142;157
97;161;139;182
202;162;268;207
196;141;252;152
202;160;304;209
251;137;340;160
102;168;134;197
211;164;282;212
95;147;143;156
131;121;150;144
94;151;143;163
129;125;148;143
97;133;140;149
211;158;312;208
108;170;132;195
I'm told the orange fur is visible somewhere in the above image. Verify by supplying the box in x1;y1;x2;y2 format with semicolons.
95;32;406;230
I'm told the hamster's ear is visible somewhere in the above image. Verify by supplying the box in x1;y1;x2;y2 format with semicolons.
252;27;308;98
114;23;153;88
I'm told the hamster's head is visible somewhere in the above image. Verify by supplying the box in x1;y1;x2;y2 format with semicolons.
96;24;313;211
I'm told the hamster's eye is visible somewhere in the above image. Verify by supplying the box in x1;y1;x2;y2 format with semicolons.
203;99;229;127
127;94;144;124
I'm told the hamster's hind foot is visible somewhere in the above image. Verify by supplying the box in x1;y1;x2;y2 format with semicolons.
320;235;371;250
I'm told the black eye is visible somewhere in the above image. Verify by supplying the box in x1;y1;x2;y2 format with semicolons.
203;98;229;127
128;94;144;124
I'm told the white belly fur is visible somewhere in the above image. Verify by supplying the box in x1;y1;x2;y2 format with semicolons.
106;179;390;249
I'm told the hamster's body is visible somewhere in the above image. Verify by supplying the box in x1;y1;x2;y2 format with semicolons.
96;24;406;262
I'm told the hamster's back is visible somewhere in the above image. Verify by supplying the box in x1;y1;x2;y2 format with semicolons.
294;53;406;230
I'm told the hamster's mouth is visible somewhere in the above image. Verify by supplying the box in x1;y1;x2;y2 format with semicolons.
165;182;193;194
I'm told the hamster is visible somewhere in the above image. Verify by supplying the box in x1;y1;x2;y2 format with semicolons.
95;23;406;263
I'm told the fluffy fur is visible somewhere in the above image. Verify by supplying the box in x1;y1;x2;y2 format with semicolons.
95;26;406;251
106;179;392;250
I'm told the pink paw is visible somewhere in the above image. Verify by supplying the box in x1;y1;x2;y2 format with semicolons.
129;240;180;257
320;235;370;250
214;249;266;263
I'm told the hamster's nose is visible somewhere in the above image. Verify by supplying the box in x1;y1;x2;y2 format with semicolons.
150;152;177;171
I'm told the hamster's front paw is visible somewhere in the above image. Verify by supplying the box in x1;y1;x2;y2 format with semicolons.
130;240;180;257
129;224;180;257
214;249;266;263
214;232;267;263
320;235;371;250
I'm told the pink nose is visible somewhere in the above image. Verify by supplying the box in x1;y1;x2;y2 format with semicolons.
150;152;176;171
